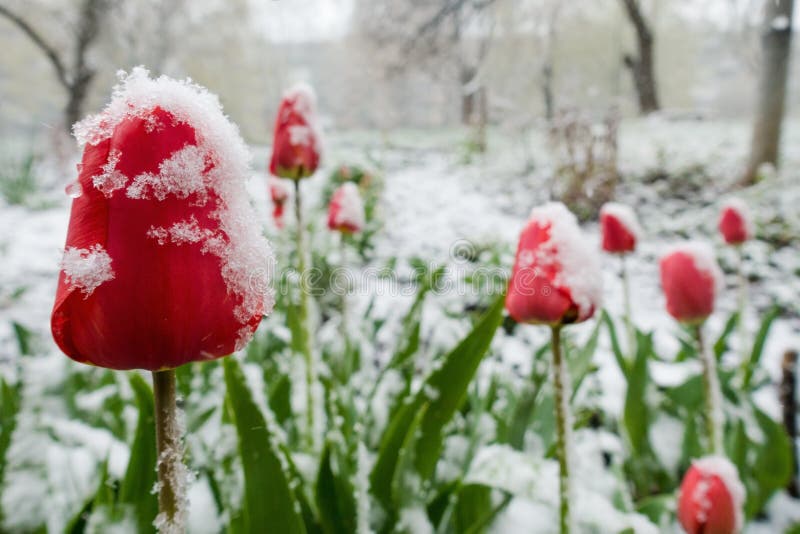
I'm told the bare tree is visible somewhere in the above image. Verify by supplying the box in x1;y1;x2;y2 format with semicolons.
741;0;795;185
620;0;660;114
0;0;112;131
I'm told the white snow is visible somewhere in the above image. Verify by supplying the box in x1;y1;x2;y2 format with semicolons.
73;67;275;324
331;182;365;231
690;455;746;532
771;15;790;30
523;202;603;319
59;244;115;297
600;202;643;241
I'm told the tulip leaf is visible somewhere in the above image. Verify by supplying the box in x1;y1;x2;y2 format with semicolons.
747;406;792;516
743;306;780;388
601;310;630;379
370;294;504;514
223;357;306;534
569;319;601;400
0;377;20;525
316;441;357;534
714;311;740;361
118;373;158;533
623;331;652;455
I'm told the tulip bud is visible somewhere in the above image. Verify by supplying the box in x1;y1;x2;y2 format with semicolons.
718;198;753;246
678;456;745;534
506;202;602;325
269;83;322;180
327;182;365;234
600;202;641;254
51;68;274;371
659;242;722;325
269;177;289;229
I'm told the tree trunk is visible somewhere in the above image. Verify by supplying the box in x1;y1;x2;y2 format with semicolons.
741;0;795;185
782;350;799;498
620;0;660;114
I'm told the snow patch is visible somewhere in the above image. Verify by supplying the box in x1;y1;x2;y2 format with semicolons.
60;244;115;297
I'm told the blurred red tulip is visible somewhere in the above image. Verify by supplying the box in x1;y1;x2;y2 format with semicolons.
506;202;602;325
718;199;753;246
269;83;322;180
600;202;640;254
660;242;722;324
51;69;273;371
678;456;744;534
269;177;289;229
327;182;365;234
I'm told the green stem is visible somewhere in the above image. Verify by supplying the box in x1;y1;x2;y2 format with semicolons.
551;326;571;534
621;255;635;356
695;325;724;454
736;246;750;379
152;369;184;530
294;179;316;450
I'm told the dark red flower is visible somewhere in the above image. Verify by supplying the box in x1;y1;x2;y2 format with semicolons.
327;182;365;234
269;84;321;179
505;202;602;325
600;202;640;254
718;199;753;246
51;69;273;371
659;242;721;325
678;456;744;534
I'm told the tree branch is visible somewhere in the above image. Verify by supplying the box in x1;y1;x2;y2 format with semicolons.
0;4;70;88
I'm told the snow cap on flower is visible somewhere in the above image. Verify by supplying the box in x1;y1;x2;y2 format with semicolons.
52;67;275;371
659;241;722;325
600;202;641;254
328;182;365;234
718;198;754;246
269;177;290;229
678;455;745;534
506;202;602;325
269;82;322;180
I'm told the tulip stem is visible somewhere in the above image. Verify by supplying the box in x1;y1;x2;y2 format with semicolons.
294;179;316;451
736;247;750;382
551;325;571;534
695;325;724;454
620;255;635;355
152;368;184;530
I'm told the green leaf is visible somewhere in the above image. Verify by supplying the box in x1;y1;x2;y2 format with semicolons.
635;494;673;525
0;377;20;525
743;307;780;388
370;294;504;512
268;373;293;426
602;311;630;379
747;407;792;516
391;403;429;509
315;442;358;534
11;321;34;356
714;311;740;360
569;320;601;399
623;332;652;455
385;287;428;375
455;484;493;534
223;357;306;534
118;373;158;533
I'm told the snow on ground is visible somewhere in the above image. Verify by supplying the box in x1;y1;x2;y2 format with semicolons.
1;118;799;531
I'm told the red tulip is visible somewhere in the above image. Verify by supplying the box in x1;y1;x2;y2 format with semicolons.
269;83;322;180
718;199;753;246
327;182;365;234
506;202;602;325
600;202;640;254
678;456;744;534
659;242;722;325
51;69;274;371
269;177;289;229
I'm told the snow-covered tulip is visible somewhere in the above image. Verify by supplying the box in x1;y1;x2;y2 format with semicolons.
506;202;602;326
269;177;289;229
506;202;602;534
327;182;365;234
659;242;722;325
269;83;322;180
51;68;274;531
600;202;641;254
52;69;274;371
718;198;753;246
678;456;745;534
